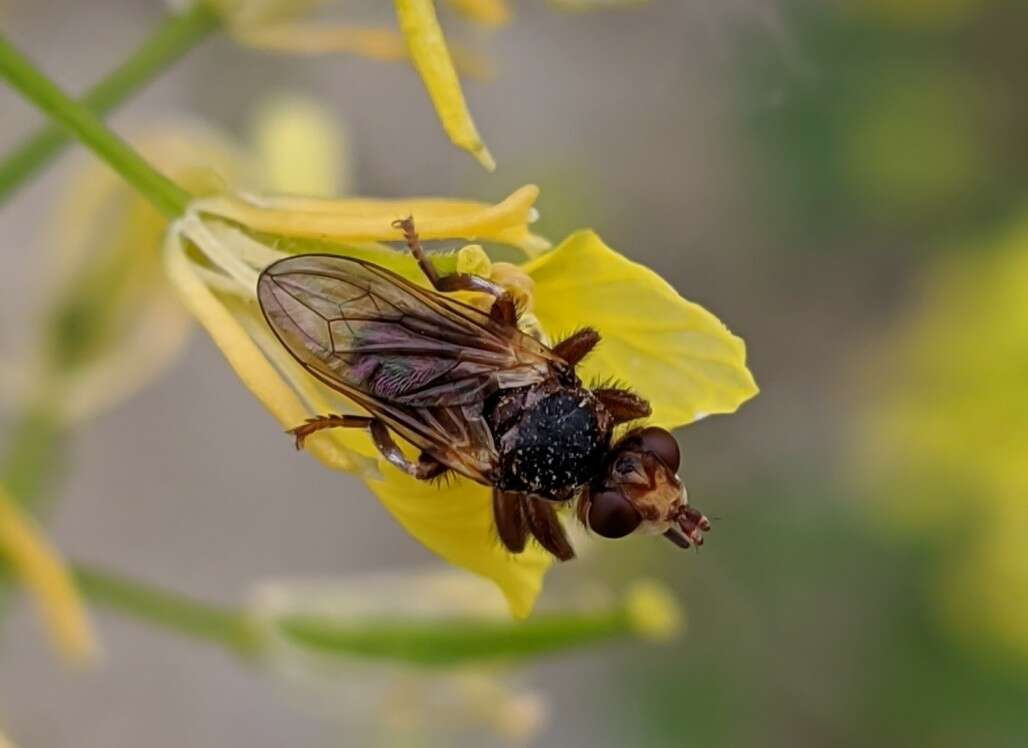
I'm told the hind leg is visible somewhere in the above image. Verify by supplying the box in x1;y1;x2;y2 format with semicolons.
369;421;448;480
289;414;446;480
288;414;373;449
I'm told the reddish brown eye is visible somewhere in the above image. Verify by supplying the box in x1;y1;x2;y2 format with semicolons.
636;427;680;472
588;490;642;538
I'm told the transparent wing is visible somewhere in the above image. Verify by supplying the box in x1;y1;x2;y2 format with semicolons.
258;254;554;406
257;254;559;479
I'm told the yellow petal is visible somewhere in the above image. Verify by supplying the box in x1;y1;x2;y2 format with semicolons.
233;23;492;78
549;0;651;9
625;579;684;642
0;727;17;748
34;123;249;423
489;261;536;313
522;230;758;428
194;184;548;253
206;0;326;29
455;243;492;276
251;94;348;198
0;484;96;663
444;0;512;27
234;23;412;59
365;471;552;619
162;229;373;476
394;0;495;171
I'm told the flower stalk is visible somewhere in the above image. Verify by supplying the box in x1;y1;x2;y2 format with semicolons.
1;561;678;667
275;607;641;667
0;33;191;218
0;485;96;662
0;399;65;512
72;563;259;657
0;2;219;206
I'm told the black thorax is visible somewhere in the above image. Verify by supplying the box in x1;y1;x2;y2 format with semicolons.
485;380;613;500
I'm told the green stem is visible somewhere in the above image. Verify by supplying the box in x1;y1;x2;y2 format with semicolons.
0;397;66;512
0;34;191;217
0;3;219;207
279;609;633;668
73;563;258;656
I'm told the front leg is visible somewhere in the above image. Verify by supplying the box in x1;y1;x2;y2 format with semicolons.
524;498;576;561
493;489;529;553
552;328;600;367
392;216;517;326
593;388;651;424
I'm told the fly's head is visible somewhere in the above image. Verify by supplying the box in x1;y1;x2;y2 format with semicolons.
580;426;710;549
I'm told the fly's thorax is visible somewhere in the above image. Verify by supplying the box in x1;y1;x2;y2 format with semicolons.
486;383;613;499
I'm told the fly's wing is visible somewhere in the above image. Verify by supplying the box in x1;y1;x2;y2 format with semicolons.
257;254;558;477
258;254;555;405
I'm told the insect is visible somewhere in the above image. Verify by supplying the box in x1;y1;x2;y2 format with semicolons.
256;217;710;561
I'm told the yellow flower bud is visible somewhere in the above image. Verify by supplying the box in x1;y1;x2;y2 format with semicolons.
625;579;685;642
0;484;97;663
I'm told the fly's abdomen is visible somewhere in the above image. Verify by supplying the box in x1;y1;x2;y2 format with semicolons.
492;386;611;499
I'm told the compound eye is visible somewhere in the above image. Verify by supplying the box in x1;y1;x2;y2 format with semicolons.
636;427;680;472
588;489;642;539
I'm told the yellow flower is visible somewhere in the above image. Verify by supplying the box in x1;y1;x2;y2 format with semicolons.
202;0;495;169
2;101;346;423
251;94;350;198
858;214;1028;661
444;0;511;27
625;578;685;642
20;122;248;423
0;483;96;663
548;0;650;9
163;183;756;618
395;0;494;171
201;0;653;170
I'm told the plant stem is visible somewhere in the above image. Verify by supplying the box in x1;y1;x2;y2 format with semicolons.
0;3;219;207
0;34;191;217
279;610;633;667
0;397;66;513
73;563;258;656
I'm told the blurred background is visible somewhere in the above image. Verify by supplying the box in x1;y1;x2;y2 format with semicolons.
3;0;1028;745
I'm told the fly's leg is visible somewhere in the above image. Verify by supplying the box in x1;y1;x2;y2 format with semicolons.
524;498;576;561
289;414;446;480
493;489;529;554
553;328;600;366
392;216;517;326
593;388;652;424
289;414;373;449
369;420;448;480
